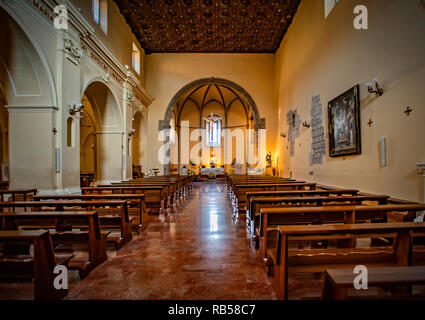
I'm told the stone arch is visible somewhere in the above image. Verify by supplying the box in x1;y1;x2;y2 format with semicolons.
0;5;57;108
0;6;57;189
80;81;123;184
162;77;262;130
80;77;124;132
162;78;264;174
131;108;148;175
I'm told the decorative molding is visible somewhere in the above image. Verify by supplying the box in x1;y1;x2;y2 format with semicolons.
114;0;301;53
5;105;59;112
64;37;83;65
94;131;125;135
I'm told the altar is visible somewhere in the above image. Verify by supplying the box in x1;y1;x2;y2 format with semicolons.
200;167;225;175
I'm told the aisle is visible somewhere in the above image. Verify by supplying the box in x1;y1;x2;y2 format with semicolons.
68;182;277;299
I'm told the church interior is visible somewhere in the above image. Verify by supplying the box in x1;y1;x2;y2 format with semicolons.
0;0;424;302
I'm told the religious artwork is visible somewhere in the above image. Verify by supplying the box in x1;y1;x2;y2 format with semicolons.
204;113;222;148
266;151;272;167
210;152;217;168
328;85;361;157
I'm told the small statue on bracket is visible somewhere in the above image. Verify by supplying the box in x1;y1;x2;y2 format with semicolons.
266;151;272;168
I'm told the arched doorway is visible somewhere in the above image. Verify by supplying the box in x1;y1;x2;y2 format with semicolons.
162;78;264;175
79;94;97;186
80;81;123;185
0;6;56;189
0;88;8;184
131;110;148;177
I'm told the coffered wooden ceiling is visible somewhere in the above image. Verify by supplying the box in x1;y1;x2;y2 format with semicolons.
115;0;301;54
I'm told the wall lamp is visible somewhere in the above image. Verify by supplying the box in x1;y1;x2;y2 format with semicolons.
302;120;311;128
69;101;84;115
366;78;384;96
128;128;136;137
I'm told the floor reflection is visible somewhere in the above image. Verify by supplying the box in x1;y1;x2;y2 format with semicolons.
64;181;277;300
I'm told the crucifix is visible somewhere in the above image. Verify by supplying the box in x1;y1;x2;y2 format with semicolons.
404;106;413;116
367;119;373;127
203;112;222;142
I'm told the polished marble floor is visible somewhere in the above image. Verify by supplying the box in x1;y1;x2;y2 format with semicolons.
66;182;277;300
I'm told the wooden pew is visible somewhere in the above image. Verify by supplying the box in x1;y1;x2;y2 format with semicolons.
93;185;166;213
233;182;316;215
0;230;73;300
0;189;37;202
117;175;193;206
259;204;425;260
246;189;360;217
248;194;389;238
322;266;425;300
0;200;133;250
274;222;425;299
33;194;146;232
227;176;297;197
0;211;109;279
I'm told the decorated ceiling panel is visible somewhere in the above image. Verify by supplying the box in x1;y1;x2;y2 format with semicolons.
114;0;301;53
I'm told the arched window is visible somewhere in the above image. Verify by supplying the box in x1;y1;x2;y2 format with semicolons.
132;43;141;75
205;118;221;148
92;0;108;34
67;117;75;147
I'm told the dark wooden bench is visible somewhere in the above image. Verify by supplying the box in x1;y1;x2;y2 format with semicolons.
33;193;146;232
77;187;149;233
0;230;73;300
0;189;37;202
0;200;133;250
233;182;316;214
246;189;361;217
273;222;425;299
322;266;425;300
93;185;166;213
259;204;425;260
0;211;109;279
248;194;389;237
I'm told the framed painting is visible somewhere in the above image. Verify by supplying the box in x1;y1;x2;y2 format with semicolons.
328;85;361;157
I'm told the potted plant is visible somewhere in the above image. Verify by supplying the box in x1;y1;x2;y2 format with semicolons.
208;171;216;179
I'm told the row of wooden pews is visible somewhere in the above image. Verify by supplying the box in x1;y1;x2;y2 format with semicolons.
0;175;195;299
227;174;425;300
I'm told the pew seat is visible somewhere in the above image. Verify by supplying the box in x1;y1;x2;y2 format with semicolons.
0;211;109;279
272;222;425;299
0;200;133;250
322;266;425;300
0;230;73;300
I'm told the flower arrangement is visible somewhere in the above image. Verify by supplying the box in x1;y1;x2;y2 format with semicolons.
266;151;272;167
189;159;196;166
208;172;216;179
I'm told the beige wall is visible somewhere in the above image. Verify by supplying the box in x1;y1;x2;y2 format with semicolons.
73;0;145;85
275;0;425;202
145;53;277;174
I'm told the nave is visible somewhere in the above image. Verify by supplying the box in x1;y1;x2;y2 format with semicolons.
67;182;278;299
0;182;276;300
